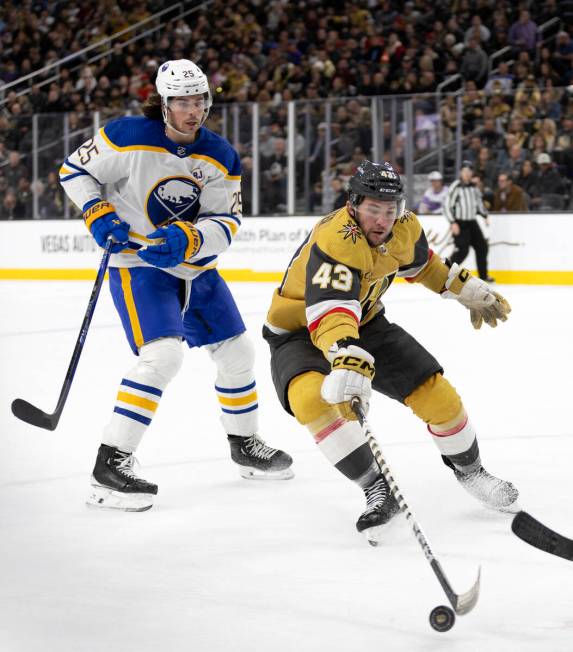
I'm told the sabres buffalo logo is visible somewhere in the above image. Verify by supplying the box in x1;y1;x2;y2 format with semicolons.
146;176;202;226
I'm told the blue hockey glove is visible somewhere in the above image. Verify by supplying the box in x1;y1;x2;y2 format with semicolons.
83;200;130;253
137;220;203;268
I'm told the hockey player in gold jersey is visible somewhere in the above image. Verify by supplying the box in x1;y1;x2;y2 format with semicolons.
263;160;517;544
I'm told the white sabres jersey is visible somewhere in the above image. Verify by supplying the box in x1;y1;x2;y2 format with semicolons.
59;116;242;280
418;185;449;215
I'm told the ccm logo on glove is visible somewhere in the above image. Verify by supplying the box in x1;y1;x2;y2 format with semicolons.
321;341;375;419
331;354;375;378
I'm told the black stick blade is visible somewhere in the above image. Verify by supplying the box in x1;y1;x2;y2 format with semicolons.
512;511;573;561
11;398;58;431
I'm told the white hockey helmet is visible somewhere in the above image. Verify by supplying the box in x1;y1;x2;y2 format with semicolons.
156;59;212;130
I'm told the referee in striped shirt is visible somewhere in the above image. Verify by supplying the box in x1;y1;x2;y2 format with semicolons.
443;160;494;282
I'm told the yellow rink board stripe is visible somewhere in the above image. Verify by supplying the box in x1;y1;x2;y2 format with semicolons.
0;269;573;284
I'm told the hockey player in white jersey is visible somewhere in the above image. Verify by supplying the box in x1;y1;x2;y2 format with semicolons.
59;59;293;512
418;171;449;214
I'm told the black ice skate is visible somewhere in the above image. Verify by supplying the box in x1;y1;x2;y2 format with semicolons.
227;433;294;480
86;444;158;512
443;456;519;511
356;474;401;546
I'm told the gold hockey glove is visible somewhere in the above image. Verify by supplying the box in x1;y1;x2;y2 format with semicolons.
441;263;511;329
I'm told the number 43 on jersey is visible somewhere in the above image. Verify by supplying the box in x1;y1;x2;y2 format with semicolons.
312;262;353;291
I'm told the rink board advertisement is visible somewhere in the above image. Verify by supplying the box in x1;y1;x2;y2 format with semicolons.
0;215;571;284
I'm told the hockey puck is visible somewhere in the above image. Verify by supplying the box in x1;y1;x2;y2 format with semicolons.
429;605;455;632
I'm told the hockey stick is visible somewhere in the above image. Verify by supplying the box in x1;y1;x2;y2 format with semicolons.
511;511;573;562
11;237;114;431
351;398;481;616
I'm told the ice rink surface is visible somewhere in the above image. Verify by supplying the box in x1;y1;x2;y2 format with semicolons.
1;278;572;652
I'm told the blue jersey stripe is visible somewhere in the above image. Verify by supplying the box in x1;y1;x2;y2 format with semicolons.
192;254;218;266
64;158;102;185
198;212;241;223
114;406;152;425
221;404;258;415
60;171;90;182
211;220;232;244
120;378;163;397
215;381;256;394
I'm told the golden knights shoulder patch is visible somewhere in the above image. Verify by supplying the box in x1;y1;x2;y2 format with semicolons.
338;220;362;244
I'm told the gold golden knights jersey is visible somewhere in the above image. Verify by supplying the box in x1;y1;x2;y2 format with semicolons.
265;206;452;355
59;116;242;280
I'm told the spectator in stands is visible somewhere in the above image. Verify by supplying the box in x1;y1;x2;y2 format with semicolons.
493;173;528;212
537;118;558;152
503;143;527;181
510;96;536;129
517;159;540;208
530;133;549;162
508;10;539;56
506;117;529;148
557;143;573;183
75;65;98;103
514;73;541;108
461;80;486;130
40;171;65;218
0;175;8;204
539;88;563;121
460;36;488;87
462;135;484;165
485;61;514;94
488;88;512;122
17;177;34;219
475;146;499;193
3;151;29;188
538;0;559;24
309;181;323;213
261;162;286;214
536;152;567;209
330;177;347;210
537;60;562;89
552;31;573;78
418;170;449;214
464;15;491;47
556;116;573;150
439;95;459;144
477;117;504;150
1;191;25;220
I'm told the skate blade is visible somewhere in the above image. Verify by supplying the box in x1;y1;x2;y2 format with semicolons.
364;525;385;547
86;485;154;512
238;466;294;481
363;515;402;547
483;500;521;515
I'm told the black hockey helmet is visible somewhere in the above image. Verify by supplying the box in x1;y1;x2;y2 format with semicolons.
348;160;404;213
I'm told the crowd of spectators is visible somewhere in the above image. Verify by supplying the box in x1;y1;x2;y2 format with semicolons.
1;0;573;217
